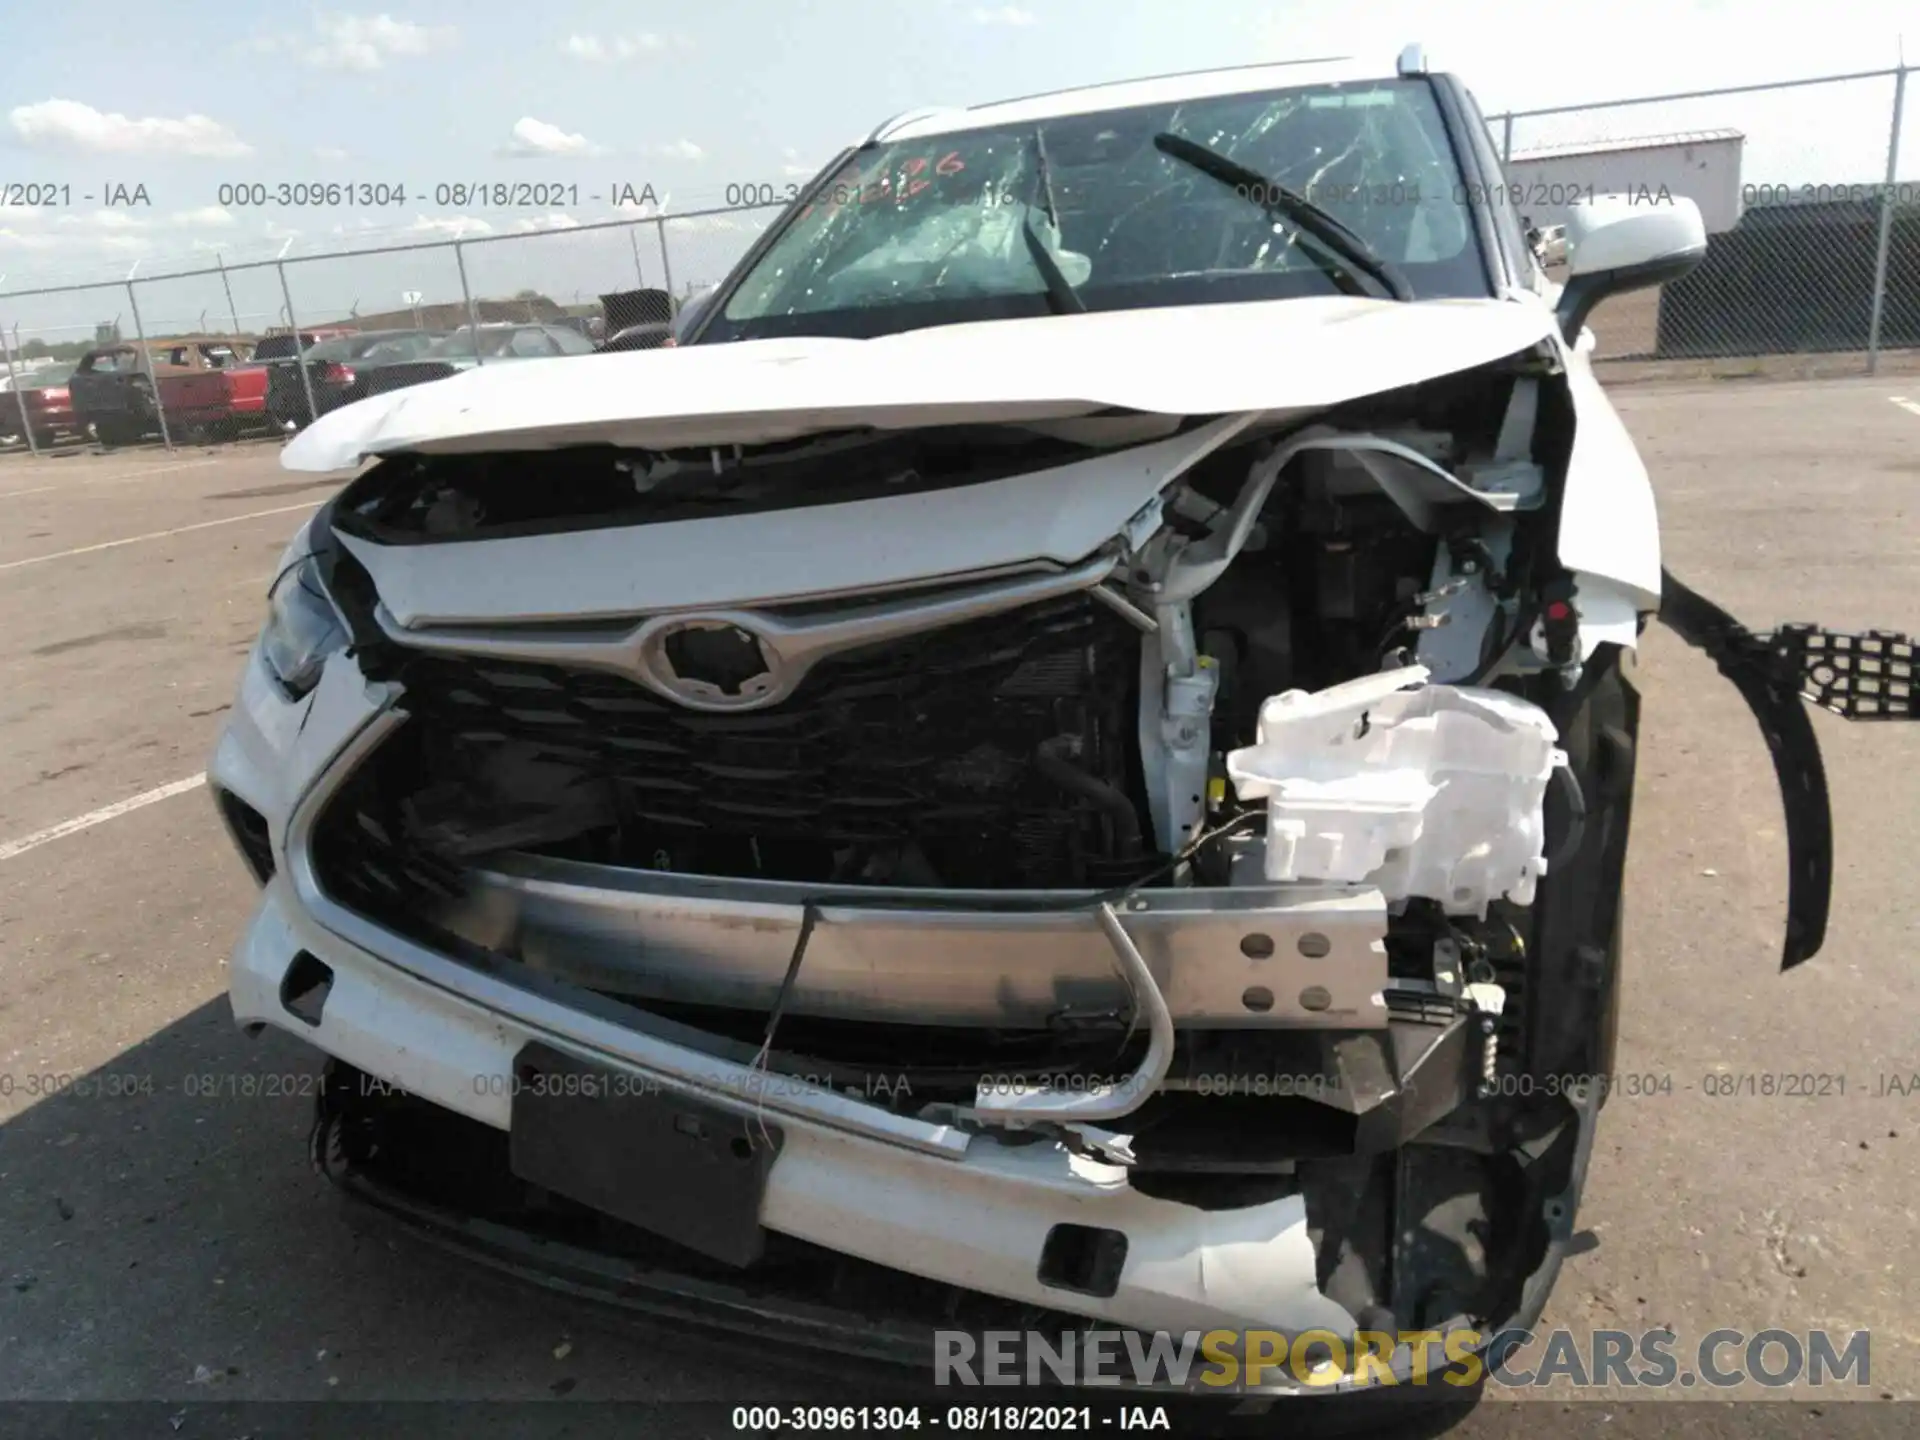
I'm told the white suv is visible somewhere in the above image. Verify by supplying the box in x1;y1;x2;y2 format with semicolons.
209;47;1909;1395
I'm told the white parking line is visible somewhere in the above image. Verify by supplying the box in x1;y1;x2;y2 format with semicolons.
0;456;224;500
1889;396;1920;418
0;500;313;573
0;773;207;863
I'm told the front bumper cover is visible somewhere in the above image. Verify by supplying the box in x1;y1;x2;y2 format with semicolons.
309;1054;1587;1405
214;644;1591;1398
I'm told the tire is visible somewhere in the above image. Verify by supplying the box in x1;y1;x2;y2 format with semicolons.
1520;647;1641;1089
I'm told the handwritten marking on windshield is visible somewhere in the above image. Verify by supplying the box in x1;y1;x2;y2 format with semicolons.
797;152;970;220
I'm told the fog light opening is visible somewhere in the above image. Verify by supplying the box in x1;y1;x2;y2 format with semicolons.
1037;1223;1129;1298
280;951;334;1028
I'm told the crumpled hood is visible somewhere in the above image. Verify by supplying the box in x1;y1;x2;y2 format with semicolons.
282;296;1560;472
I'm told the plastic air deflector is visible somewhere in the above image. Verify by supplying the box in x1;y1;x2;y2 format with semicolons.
1770;625;1916;720
1656;570;1918;970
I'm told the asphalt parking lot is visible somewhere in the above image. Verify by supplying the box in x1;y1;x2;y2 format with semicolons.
0;379;1916;1438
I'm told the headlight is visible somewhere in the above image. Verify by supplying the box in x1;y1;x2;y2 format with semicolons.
261;555;347;697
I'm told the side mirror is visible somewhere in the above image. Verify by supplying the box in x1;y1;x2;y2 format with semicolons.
1554;195;1707;344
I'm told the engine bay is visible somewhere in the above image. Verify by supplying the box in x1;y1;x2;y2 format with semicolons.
318;360;1576;903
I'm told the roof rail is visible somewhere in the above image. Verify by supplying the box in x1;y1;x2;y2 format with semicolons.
966;55;1357;113
864;107;963;144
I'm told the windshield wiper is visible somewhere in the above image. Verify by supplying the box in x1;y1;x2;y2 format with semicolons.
1023;129;1086;315
1022;218;1086;315
1151;132;1412;301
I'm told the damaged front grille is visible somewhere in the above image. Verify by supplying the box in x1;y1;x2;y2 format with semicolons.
314;593;1158;906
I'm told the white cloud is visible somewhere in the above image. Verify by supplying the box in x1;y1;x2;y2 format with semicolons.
56;209;146;231
407;214;492;238
13;206;240;259
652;138;705;161
515;212;582;232
9;99;252;158
314;145;350;162
170;206;236;228
970;6;1037;24
780;148;817;179
0;227;59;250
562;32;669;61
306;13;455;71
500;117;605;158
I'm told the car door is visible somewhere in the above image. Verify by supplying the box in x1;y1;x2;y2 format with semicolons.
68;347;139;421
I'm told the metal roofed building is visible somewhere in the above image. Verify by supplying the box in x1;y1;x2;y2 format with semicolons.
1505;128;1747;234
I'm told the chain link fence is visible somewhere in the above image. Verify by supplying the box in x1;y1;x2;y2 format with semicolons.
5;65;1919;459
1489;66;1915;372
0;203;781;459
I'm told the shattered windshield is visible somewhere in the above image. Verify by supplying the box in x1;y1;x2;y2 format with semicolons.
710;79;1481;341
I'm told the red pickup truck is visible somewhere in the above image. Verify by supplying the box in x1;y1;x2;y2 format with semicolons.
66;337;272;445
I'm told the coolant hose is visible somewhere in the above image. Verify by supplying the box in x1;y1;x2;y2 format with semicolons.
1034;736;1144;856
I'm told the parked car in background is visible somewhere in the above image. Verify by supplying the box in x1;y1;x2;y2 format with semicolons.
597;288;717;352
314;322;595;402
595;319;673;352
246;330;351;415
429;322;597;366
0;357;68;388
67;337;271;445
0;362;80;447
250;329;352;367
267;329;445;429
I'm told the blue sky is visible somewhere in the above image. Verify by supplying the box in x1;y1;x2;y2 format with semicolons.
0;1;1912;337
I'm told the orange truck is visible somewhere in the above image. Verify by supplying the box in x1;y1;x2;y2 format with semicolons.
66;335;272;445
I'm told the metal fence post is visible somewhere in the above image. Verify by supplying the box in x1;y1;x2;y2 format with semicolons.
217;252;242;336
0;321;42;457
124;279;174;451
275;260;322;428
1867;65;1909;376
453;239;484;366
629;225;647;287
655;218;676;314
1501;113;1514;164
